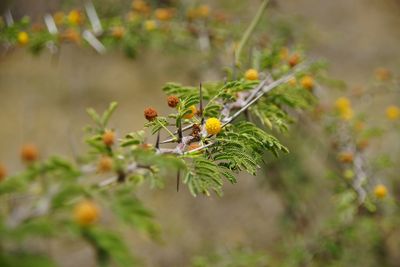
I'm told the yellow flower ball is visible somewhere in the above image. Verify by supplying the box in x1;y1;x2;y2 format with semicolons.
73;200;100;226
155;8;174;21
335;97;351;110
386;105;400;121
183;105;197;119
300;75;314;90
17;32;29;45
197;5;210;18
144;20;157;31
335;97;353;121
68;10;82;25
374;184;388;199
205;118;222;135
111;26;125;39
339;107;354;121
132;0;150;13
245;69;259;81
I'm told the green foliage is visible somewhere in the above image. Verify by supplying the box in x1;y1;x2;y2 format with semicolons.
191;248;268;267
182;121;289;196
3;2;383;267
87;102;118;131
0;252;56;267
111;187;161;240
84;227;137;267
184;157;227;196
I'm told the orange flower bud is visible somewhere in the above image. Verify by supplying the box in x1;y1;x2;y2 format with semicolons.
300;75;314;90
102;131;115;147
144;107;158;121
338;152;354;164
375;67;391;81
0;163;7;182
21;144;39;163
167;95;179;108
288;53;300;67
155;8;174;21
98;156;113;173
111;26;125;39
73;200;100;226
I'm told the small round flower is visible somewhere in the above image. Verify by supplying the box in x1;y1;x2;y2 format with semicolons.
197;5;210;18
183;105;197;119
245;69;259;81
288;53;300;67
67;10;83;25
111;26;125;39
155;8;174;21
60;29;81;44
132;0;150;13
73;200;100;226
300;75;314;90
385;105;400;121
17;32;29;45
102;130;115;147
21;144;39;163
205;118;222;135
98;156;113;173
335;97;353;121
167;95;179;108
0;164;7;182
144;107;158;121
374;184;388;199
335;97;351;110
53;12;65;25
338;152;353;164
144;20;157;31
375;67;391;81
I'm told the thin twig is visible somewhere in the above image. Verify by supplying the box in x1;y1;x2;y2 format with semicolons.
160;63;309;145
235;0;269;67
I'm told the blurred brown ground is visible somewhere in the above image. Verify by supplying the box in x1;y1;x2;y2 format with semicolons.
1;0;400;266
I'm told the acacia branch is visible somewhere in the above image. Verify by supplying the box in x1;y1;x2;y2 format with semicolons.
160;63;309;147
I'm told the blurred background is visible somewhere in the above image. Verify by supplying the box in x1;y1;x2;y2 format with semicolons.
1;0;400;266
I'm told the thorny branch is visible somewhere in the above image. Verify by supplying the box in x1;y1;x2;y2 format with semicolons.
158;63;310;155
337;122;369;204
